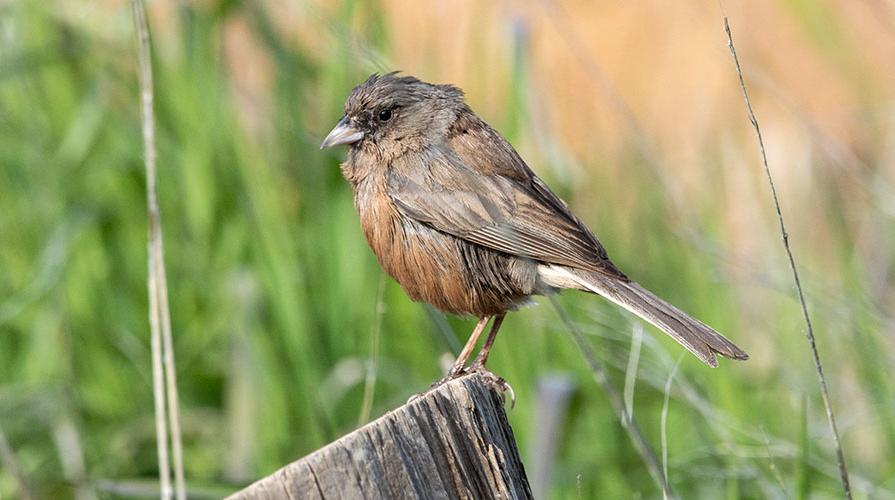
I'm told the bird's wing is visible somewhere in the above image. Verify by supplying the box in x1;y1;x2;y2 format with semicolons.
388;140;627;280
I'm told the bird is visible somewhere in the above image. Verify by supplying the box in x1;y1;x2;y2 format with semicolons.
320;72;748;383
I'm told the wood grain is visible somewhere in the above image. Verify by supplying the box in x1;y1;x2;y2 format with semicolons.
226;373;532;500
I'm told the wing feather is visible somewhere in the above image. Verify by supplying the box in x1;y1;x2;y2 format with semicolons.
387;119;626;280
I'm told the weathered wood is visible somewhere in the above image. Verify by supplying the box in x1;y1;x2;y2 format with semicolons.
227;373;532;500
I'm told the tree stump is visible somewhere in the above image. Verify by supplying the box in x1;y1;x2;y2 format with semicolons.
226;372;532;499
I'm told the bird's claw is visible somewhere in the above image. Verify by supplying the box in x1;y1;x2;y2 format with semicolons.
468;363;515;409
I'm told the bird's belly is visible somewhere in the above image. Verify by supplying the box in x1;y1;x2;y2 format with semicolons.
357;196;536;316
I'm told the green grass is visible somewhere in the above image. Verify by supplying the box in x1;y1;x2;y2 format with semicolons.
1;1;893;499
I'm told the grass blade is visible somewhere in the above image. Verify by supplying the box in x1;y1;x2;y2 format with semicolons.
550;296;677;499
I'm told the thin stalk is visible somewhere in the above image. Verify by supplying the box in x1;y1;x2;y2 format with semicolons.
158;253;186;500
358;273;386;426
550;297;676;500
131;1;186;498
722;16;851;499
623;323;643;425
660;357;682;499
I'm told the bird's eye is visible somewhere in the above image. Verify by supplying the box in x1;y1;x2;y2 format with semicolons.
378;109;392;121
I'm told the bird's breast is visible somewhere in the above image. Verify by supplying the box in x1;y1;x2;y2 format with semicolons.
350;174;536;316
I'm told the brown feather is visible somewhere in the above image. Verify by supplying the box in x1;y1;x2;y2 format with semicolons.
328;72;747;367
345;147;536;316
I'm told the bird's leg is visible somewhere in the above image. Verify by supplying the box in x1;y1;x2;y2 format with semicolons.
445;315;492;379
407;315;493;403
412;315;513;407
415;316;492;399
469;314;505;370
468;314;514;407
410;316;492;402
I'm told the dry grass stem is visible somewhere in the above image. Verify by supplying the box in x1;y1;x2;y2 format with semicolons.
131;1;186;498
722;15;851;500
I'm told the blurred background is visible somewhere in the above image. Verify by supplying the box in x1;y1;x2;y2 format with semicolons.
1;0;894;498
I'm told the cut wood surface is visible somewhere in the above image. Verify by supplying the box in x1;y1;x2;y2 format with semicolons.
226;372;532;500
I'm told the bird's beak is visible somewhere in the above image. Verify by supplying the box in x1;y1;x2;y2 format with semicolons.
320;116;364;149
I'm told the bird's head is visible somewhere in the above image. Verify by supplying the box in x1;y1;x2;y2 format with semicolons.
320;72;464;154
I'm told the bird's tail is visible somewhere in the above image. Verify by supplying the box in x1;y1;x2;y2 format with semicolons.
546;266;748;367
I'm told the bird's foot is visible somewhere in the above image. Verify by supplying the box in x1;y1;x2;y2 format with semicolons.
407;365;515;408
468;362;515;409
